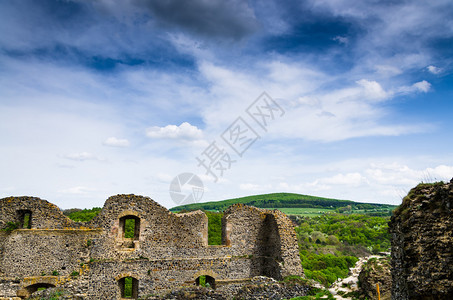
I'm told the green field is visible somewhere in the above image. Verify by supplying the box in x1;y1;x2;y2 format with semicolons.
268;207;335;217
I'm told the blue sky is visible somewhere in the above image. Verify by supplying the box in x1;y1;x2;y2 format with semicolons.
1;0;452;209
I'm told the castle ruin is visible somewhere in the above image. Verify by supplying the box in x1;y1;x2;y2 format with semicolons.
390;180;453;300
0;194;303;299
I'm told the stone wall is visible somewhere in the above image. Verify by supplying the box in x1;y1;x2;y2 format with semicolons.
0;194;303;299
0;232;6;277
0;197;79;229
389;179;453;300
0;278;21;298
270;209;306;278
358;256;391;300
1;229;100;277
87;195;208;261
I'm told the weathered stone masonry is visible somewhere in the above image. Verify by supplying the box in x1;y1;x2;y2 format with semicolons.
389;180;453;300
0;194;303;299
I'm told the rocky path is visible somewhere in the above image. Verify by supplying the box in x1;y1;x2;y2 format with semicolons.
327;255;381;300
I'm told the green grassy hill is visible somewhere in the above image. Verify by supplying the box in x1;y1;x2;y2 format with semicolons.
170;193;396;217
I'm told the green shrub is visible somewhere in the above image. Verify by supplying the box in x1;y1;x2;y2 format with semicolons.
282;275;308;284
289;289;335;299
66;207;101;222
70;271;79;278
1;222;19;232
198;275;206;287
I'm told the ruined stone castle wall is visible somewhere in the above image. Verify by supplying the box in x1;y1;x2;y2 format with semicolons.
84;256;257;298
221;204;304;280
0;197;93;278
0;232;6;277
390;180;453;300
86;195;208;261
0;194;303;299
271;209;305;278
0;197;78;229
222;204;267;250
1;229;100;277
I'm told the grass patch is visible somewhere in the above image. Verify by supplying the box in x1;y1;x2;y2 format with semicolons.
289;289;335;299
270;207;335;217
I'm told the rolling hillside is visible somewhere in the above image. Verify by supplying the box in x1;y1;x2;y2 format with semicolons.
169;193;396;216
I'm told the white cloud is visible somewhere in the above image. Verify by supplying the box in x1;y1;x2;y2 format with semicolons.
63;152;100;161
333;35;348;44
239;183;272;192
318;172;367;187
365;163;453;186
305;180;332;192
425;165;453;181
273;81;430;142
103;137;130;147
198;61;405;143
278;182;289;189
298;96;322;108
58;186;95;194
412;80;431;92
375;65;402;76
198;173;229;184
398;80;431;94
427;65;442;74
146;122;203;140
313;1;453;66
196;57;437;144
356;79;389;100
365;163;419;186
156;173;174;182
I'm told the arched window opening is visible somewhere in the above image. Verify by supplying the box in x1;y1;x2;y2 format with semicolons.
195;275;216;289
17;210;32;229
25;283;55;295
118;276;138;299
119;215;140;248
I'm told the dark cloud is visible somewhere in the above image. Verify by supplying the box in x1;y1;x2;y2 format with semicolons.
0;1;197;72
135;0;258;40
1;0;451;75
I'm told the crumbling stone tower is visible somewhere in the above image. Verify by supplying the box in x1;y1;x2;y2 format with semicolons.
389;179;453;300
0;194;303;299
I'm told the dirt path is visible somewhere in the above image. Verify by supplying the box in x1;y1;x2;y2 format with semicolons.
327;255;381;300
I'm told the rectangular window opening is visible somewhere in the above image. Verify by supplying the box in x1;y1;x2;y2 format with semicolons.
124;218;135;239
23;212;31;229
207;211;222;245
17;210;32;229
119;215;141;249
